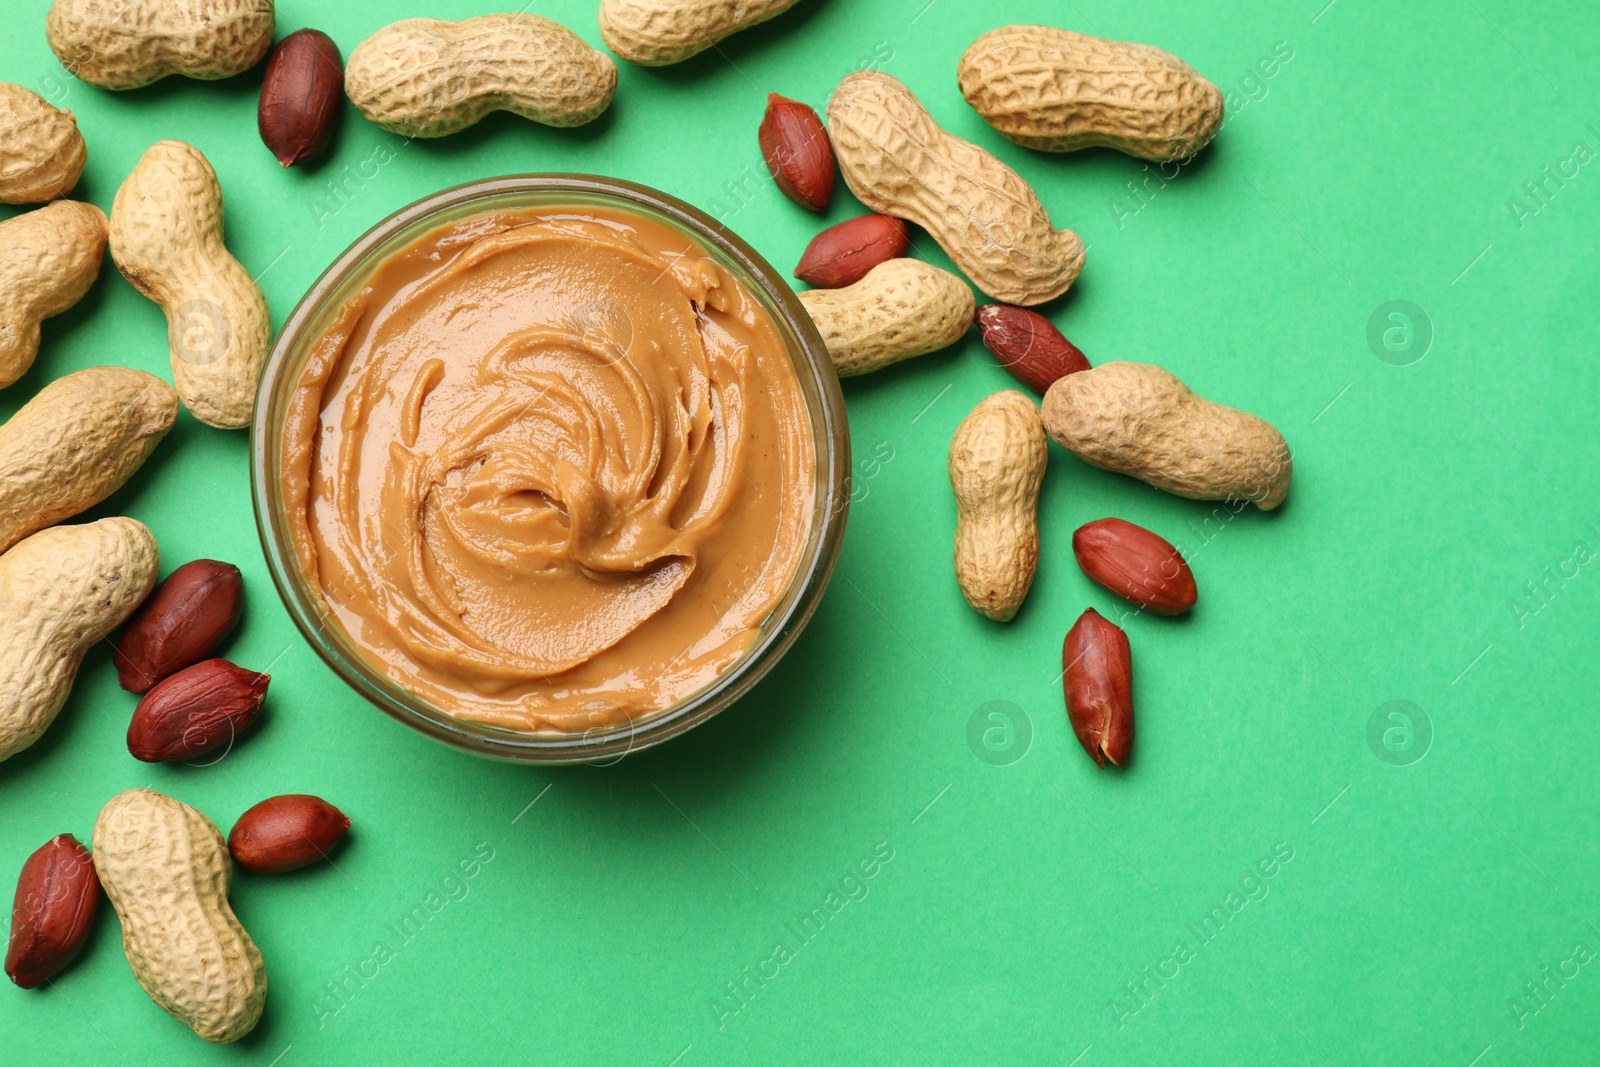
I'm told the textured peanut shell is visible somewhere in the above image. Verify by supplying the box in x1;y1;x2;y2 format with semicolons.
345;15;617;138
0;201;107;388
798;258;973;376
1042;361;1292;510
599;0;801;66
827;71;1084;306
0;518;158;761
110;140;270;430
949;390;1047;621
0;366;177;555
46;0;274;90
93;789;266;1043
958;26;1223;161
0;82;86;203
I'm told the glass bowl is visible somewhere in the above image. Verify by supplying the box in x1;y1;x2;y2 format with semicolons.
251;175;849;763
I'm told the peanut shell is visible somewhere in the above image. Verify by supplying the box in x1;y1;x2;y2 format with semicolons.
110;141;270;430
93;789;266;1043
1042;361;1291;510
345;15;617;138
0;518;159;762
827;71;1084;306
959;26;1223;161
798;258;973;376
0;201;107;388
46;0;274;90
0;367;176;555
0;82;86;203
949;390;1047;622
599;0;802;66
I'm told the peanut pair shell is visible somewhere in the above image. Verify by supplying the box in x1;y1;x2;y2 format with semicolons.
0;367;175;555
0;200;107;388
46;0;274;90
93;789;266;1043
799;258;973;376
0;518;159;762
950;390;1047;622
1042;361;1292;510
110;140;271;430
599;0;803;66
958;26;1223;161
345;15;617;138
827;71;1084;306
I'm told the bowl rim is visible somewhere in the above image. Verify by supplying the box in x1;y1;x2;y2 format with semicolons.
250;173;849;763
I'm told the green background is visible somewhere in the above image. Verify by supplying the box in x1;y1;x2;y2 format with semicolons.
4;0;1599;1063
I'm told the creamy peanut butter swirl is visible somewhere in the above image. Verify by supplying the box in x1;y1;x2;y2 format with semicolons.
282;207;814;731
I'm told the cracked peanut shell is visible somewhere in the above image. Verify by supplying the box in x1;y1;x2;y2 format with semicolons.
827;71;1085;306
958;26;1223;161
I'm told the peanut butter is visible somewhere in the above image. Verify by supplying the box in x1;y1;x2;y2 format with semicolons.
281;205;815;732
